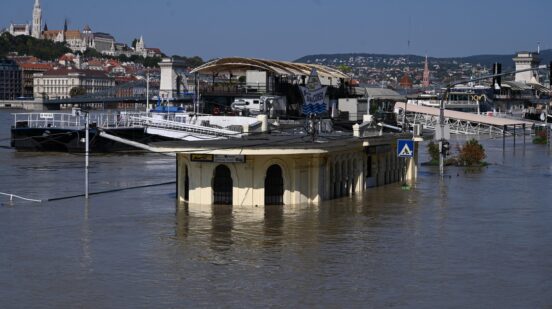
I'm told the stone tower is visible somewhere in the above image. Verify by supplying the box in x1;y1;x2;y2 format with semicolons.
513;52;540;84
32;0;42;38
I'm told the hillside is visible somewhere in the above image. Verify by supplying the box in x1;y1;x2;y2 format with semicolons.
296;50;552;68
0;33;72;60
295;51;551;86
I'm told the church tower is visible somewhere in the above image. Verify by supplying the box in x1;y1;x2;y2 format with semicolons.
32;0;42;39
422;54;430;87
136;36;145;51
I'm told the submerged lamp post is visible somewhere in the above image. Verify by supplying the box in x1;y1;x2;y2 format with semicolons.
85;110;89;199
73;108;90;198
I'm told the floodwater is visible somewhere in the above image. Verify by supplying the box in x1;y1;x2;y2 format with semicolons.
0;110;551;308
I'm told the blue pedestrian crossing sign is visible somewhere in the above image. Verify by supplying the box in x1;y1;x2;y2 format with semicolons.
397;139;414;158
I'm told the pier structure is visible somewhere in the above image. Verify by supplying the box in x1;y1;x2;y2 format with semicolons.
148;132;413;207
396;102;533;136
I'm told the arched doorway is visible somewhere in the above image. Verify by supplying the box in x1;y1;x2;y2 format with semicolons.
265;164;284;205
213;165;232;205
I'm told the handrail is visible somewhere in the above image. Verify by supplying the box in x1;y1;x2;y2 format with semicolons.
0;192;42;203
130;116;242;138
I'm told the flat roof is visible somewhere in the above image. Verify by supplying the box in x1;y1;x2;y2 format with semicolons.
149;133;403;155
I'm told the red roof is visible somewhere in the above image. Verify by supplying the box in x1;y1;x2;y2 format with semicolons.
19;63;54;71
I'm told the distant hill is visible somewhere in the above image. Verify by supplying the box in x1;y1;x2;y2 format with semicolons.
295;50;552;69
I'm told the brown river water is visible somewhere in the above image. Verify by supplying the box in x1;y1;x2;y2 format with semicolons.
0;110;551;308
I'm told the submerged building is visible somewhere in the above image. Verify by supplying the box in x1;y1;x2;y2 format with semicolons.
142;127;416;207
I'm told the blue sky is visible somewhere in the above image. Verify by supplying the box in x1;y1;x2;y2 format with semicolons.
2;0;549;60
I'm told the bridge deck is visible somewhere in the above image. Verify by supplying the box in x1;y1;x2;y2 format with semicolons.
396;102;533;128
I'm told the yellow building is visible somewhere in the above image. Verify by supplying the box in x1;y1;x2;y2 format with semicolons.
149;132;415;207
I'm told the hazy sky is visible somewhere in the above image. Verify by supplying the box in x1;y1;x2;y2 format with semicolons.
2;0;549;60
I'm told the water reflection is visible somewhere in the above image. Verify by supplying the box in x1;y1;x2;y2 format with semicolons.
79;199;93;274
263;205;283;248
210;204;234;251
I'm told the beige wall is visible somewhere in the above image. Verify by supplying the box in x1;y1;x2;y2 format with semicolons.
177;141;408;207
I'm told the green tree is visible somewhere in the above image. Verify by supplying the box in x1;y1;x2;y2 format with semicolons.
458;139;486;166
337;64;352;74
69;86;87;97
0;32;71;60
427;141;440;163
131;38;138;49
83;48;103;58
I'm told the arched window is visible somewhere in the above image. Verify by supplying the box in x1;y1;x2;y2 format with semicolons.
265;164;284;205
213;165;232;205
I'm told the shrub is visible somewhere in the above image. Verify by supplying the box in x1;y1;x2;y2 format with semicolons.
427;141;440;163
533;130;548;144
458;139;486;166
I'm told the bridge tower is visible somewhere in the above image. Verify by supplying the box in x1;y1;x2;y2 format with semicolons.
513;51;540;84
159;58;189;100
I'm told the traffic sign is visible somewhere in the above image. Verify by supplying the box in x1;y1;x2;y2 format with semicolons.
397;139;414;158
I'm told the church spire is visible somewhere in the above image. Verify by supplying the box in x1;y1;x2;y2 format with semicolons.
422;54;430;88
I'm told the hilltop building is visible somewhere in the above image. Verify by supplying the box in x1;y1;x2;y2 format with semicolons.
5;0;41;37
3;0;162;58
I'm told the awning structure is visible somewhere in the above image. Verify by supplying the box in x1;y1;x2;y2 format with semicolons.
190;57;350;82
501;81;533;91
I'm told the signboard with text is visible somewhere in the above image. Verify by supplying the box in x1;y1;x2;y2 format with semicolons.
190;154;245;163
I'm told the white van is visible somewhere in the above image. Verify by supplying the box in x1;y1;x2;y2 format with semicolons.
230;96;286;116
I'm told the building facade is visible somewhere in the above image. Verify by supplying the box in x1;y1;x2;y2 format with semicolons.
170;133;412;207
0;59;23;100
19;63;52;97
33;67;114;99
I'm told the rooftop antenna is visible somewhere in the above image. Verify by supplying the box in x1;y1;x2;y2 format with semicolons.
537;42;540;54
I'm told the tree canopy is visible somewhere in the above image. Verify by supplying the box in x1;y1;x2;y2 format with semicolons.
0;33;71;60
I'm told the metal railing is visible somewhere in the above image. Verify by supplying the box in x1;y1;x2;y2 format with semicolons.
129;115;242;138
12;112;149;129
